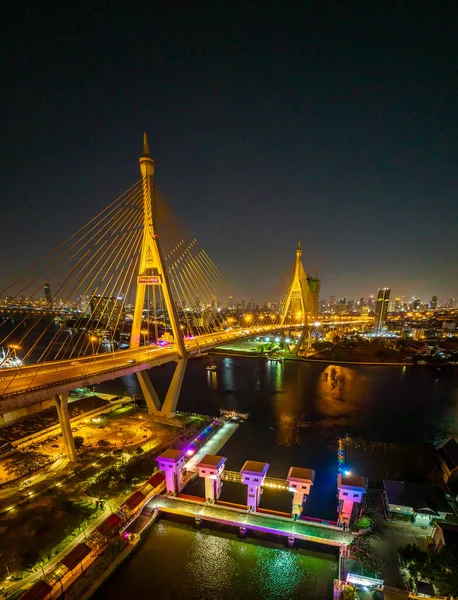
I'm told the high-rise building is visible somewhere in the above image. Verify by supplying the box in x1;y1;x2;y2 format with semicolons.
431;296;438;310
449;297;456;308
413;299;421;311
337;298;346;314
44;282;52;305
374;288;390;333
90;295;122;328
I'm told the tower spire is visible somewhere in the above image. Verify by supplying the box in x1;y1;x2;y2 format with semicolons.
142;132;151;158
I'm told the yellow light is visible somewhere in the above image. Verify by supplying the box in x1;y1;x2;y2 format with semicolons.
89;336;97;342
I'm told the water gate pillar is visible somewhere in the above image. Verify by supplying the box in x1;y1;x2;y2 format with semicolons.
196;454;226;504
240;461;269;512
287;466;316;518
156;449;186;495
337;472;367;527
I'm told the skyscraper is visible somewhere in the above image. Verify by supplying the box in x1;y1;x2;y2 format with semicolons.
374;288;390;333
431;296;438;309
44;282;52;305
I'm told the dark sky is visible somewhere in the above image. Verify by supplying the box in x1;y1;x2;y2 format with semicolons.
2;2;458;302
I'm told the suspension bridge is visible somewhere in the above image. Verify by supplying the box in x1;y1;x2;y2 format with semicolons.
0;135;371;460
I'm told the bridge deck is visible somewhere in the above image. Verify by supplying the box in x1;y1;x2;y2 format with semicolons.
152;496;352;548
0;326;291;409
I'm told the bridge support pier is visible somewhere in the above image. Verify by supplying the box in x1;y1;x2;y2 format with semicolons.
53;392;77;462
136;371;161;414
160;358;188;417
136;358;188;418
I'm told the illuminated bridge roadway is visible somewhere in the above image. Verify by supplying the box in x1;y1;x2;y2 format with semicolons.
0;316;373;413
0;325;293;411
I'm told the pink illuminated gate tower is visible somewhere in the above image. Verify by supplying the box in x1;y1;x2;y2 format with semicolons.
240;461;269;511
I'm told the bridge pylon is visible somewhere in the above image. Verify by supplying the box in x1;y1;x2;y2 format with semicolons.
280;242;320;352
280;242;320;325
131;134;188;417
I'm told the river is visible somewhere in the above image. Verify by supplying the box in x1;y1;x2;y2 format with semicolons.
95;356;458;598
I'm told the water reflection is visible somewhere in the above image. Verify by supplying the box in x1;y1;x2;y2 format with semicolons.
207;370;218;390
95;520;338;600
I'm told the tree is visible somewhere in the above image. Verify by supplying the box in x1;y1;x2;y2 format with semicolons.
342;587;357;600
74;436;85;451
97;439;111;449
349;535;384;576
4;451;50;479
353;515;374;532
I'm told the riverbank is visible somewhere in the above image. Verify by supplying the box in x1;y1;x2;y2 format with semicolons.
211;348;411;366
289;356;411;366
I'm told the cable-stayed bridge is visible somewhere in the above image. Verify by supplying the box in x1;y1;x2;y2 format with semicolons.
0;135;371;459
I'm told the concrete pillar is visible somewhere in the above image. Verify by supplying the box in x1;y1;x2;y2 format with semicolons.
287;467;315;518
240;461;269;512
197;454;226;504
160;358;188;417
156;449;185;495
136;370;161;413
54;392;77;462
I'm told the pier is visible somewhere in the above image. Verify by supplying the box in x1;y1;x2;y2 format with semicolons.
184;420;239;472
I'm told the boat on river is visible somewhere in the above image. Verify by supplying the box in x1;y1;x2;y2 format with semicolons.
220;409;250;420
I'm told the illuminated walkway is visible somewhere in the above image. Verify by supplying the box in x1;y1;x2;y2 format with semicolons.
153;496;352;548
184;421;239;472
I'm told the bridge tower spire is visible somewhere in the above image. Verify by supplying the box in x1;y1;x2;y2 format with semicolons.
131;134;188;417
280;241;308;326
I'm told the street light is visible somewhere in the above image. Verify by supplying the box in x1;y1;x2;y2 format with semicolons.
141;329;148;346
89;335;97;354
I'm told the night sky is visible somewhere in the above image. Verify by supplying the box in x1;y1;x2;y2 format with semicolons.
2;2;458;302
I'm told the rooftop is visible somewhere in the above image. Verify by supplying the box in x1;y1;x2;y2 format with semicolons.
20;580;53;600
60;542;91;571
338;472;366;490
197;454;226;469
147;472;165;489
438;437;458;472
157;448;184;462
124;490;146;511
384;480;451;515
287;466;315;484
97;513;121;537
436;522;458;546
241;460;269;476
